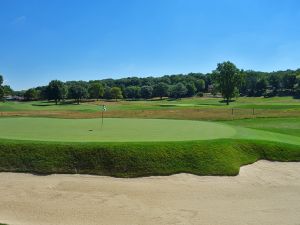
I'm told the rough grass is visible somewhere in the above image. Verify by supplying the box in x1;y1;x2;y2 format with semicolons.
0;139;299;177
225;117;300;137
1;97;300;121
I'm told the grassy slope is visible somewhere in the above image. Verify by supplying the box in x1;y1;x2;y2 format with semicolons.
0;97;299;177
0;138;299;177
225;117;300;137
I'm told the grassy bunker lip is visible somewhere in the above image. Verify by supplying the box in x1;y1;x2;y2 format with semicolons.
0;117;299;178
0;138;299;178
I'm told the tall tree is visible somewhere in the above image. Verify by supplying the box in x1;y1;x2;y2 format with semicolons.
170;83;188;99
68;85;88;104
124;86;141;99
186;82;197;97
3;85;14;96
255;78;267;96
88;82;104;100
110;87;123;101
212;61;241;105
103;87;112;99
282;74;297;90
46;80;65;104
194;79;205;92
295;75;300;97
153;82;169;99
140;86;153;99
268;74;281;94
24;88;38;100
0;75;4;100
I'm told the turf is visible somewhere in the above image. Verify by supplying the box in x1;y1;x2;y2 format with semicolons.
0;117;236;142
0;138;299;177
1;97;300;121
225;117;300;137
0;117;300;145
0;97;299;177
1;96;300;112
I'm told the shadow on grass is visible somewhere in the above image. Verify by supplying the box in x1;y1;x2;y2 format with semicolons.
293;95;300;99
31;100;80;107
219;99;236;104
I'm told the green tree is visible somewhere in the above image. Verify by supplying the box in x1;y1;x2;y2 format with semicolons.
46;80;65;104
295;75;300;97
194;79;205;92
3;85;14;96
124;86;141;99
0;87;3;101
68;85;88;104
255;78;267;96
153;82;169;99
140;86;153;99
268;74;281;94
103;87;112;99
24;88;38;100
88;82;104;100
110;87;123;101
0;75;3;100
212;61;242;105
282;74;297;90
170;83;188;99
186;82;197;97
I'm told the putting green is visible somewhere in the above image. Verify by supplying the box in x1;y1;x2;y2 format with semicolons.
0;117;236;142
0;117;299;145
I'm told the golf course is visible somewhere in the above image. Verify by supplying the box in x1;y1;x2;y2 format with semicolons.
2;1;300;224
0;117;300;145
0;97;299;178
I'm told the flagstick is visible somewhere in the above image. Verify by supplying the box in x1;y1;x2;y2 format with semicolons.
100;105;106;129
101;110;104;128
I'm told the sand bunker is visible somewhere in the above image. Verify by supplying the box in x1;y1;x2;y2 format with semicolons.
0;160;300;225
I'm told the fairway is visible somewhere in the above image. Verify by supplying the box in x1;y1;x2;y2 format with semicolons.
0;117;236;142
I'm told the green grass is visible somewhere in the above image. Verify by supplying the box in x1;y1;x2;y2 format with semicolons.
0;138;299;177
1;96;300;112
0;117;236;142
225;117;300;137
0;100;98;112
0;117;300;145
0;97;299;177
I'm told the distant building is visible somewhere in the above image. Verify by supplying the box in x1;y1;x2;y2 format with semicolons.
4;95;24;101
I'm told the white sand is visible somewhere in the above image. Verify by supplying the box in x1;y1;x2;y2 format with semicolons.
0;160;300;225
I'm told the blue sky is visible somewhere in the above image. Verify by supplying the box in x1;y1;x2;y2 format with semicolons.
1;0;300;90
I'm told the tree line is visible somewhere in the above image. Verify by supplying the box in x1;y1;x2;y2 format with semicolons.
1;61;300;104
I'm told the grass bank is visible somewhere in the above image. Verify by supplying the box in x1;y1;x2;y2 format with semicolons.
0;139;299;177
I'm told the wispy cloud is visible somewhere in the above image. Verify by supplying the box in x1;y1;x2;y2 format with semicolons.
11;16;27;25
